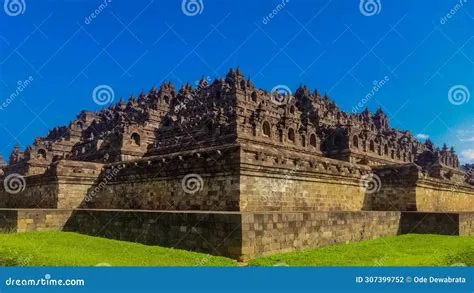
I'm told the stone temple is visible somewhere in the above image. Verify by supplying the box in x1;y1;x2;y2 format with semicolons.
0;68;473;261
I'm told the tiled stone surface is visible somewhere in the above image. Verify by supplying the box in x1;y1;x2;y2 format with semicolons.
0;209;73;232
0;160;102;209
241;211;401;260
239;144;371;212
64;210;243;258
399;212;460;235
416;181;474;212
0;209;242;259
370;164;474;211
1;209;474;260
459;213;474;236
1;152;472;214
87;147;241;211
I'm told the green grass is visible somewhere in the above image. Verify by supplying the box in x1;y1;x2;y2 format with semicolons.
249;234;474;266
1;233;473;266
0;232;236;266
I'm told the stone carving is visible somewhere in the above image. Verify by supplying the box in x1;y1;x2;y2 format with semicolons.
0;68;468;186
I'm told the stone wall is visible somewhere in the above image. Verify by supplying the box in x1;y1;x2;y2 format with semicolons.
460;213;474;236
0;209;242;259
88;144;373;212
239;144;372;212
5;142;373;213
415;178;474;212
1;209;474;260
368;164;419;211
87;146;241;211
54;160;103;209
1;148;241;212
369;163;474;212
3;148;472;214
241;211;401;260
0;177;58;208
64;210;242;258
241;211;474;260
0;160;102;209
0;210;20;232
399;212;460;235
0;209;73;232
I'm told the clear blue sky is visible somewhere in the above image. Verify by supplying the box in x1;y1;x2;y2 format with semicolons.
0;0;473;162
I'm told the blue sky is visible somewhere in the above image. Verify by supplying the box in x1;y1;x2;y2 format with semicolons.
0;0;473;163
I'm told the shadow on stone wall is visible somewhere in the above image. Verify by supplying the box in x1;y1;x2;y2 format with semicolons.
0;210;18;232
362;190;419;212
0;175;60;209
0;208;468;260
363;164;420;211
399;212;460;235
62;209;243;259
361;193;373;211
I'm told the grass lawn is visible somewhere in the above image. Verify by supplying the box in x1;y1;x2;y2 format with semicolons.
249;234;474;266
0;232;236;266
1;233;473;266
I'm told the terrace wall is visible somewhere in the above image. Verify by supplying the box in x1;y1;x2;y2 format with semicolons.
0;160;102;209
239;144;372;212
369;164;474;212
1;209;473;260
